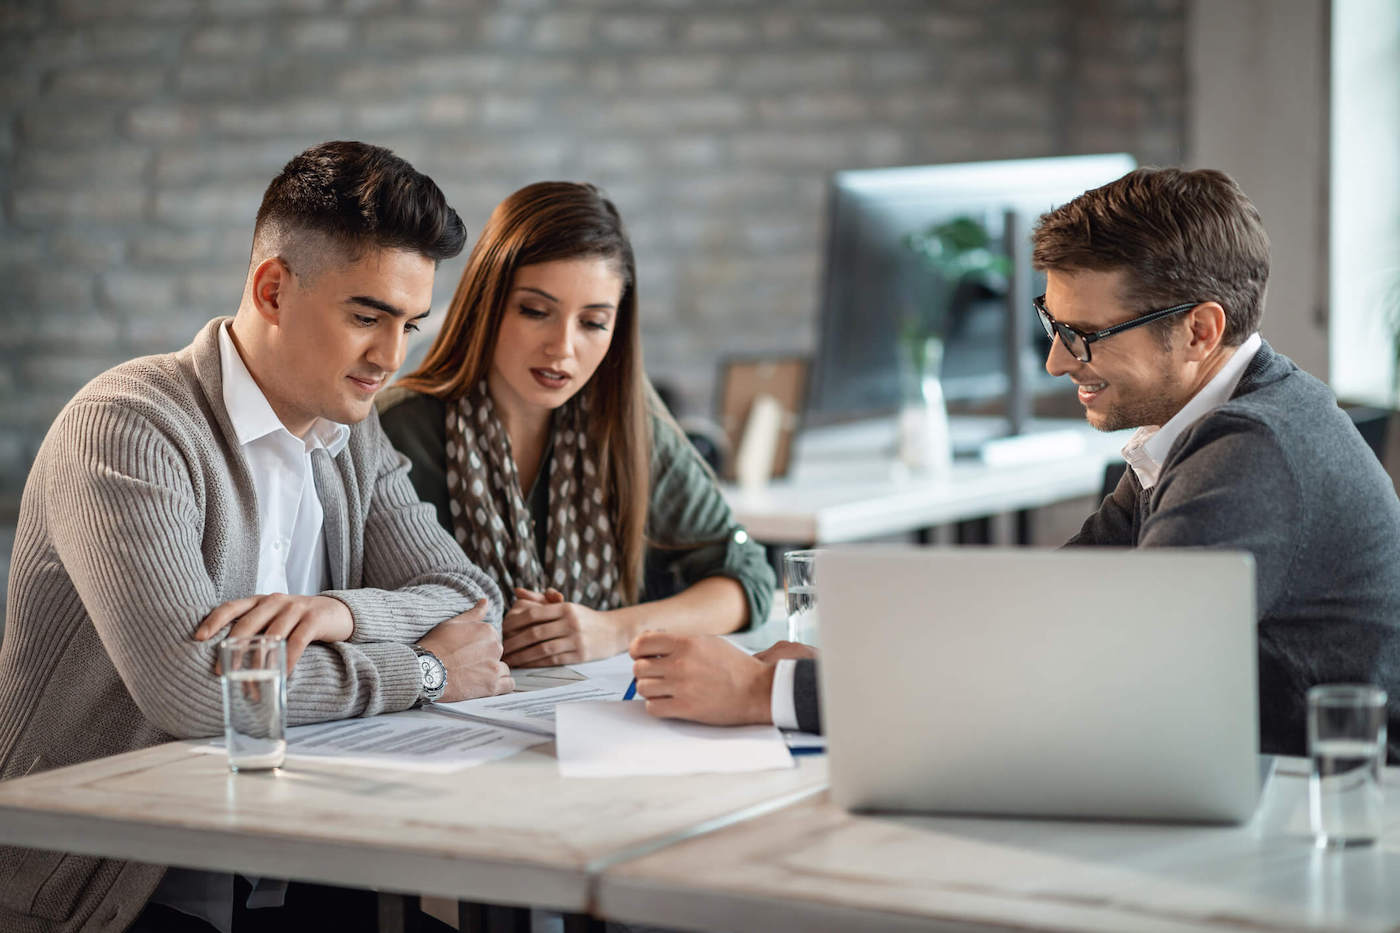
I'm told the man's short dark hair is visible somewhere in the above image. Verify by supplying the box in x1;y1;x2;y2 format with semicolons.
1031;167;1271;346
253;141;467;269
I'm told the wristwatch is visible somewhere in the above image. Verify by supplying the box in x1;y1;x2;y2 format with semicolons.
412;645;447;705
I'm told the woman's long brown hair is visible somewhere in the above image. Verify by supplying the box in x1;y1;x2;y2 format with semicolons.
395;182;651;603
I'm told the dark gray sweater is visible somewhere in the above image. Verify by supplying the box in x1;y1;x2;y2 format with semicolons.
1066;341;1400;761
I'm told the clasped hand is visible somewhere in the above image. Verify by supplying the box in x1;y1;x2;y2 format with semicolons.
501;587;628;667
195;595;512;701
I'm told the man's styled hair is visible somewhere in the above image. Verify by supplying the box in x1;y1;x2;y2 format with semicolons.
1031;167;1271;346
252;140;467;272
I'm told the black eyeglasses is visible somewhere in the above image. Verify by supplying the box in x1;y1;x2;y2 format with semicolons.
1033;295;1200;363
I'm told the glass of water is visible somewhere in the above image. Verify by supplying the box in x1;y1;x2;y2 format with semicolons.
1308;683;1387;848
783;549;821;647
219;636;287;773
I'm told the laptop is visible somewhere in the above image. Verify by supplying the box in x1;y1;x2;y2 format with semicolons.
818;546;1264;823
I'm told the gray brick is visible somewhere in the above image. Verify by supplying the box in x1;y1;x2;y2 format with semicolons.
46;64;165;98
530;13;592;50
732;131;851;169
755;92;869;124
18;108;119;144
363;18;464;47
124;304;225;349
175;63;261;96
208;101;344;137
806;13;890;43
917;13;983;41
154;143;295;185
589;95;748;132
480;95;543;128
99;271;180;312
681;16;749;46
868;50;937;85
480;13;529;44
85;26;174;60
633;55;724;90
190;24;270;57
287;18;355;50
129;231;220;265
57;0;199;22
126;104;203;140
13;146;148;185
52;231;125;266
152;184;264;227
501;58;583;88
733;53;858;89
11;187;145;225
597;14;667;47
0;234;47;265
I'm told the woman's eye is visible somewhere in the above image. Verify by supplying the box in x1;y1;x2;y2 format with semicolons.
584;320;610;332
520;306;548;319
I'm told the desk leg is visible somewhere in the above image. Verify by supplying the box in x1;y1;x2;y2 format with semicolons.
563;914;606;933
457;902;531;933
379;893;422;933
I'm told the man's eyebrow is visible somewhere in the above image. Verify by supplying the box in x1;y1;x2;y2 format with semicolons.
347;296;430;320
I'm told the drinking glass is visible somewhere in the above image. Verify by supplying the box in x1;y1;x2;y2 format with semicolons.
783;549;820;647
1308;683;1387;848
219;636;287;772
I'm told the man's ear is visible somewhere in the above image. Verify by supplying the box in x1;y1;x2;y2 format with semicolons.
250;257;293;326
1183;301;1226;360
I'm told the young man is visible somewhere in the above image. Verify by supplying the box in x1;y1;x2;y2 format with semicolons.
634;167;1400;761
0;141;513;932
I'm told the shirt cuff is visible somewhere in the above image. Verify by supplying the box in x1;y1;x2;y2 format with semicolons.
770;658;799;730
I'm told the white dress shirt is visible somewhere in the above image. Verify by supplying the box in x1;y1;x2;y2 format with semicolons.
1120;332;1262;490
218;322;349;595
771;658;800;730
152;322;349;932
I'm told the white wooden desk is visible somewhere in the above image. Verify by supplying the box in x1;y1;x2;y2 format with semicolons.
0;733;825;917
722;418;1130;545
599;758;1400;932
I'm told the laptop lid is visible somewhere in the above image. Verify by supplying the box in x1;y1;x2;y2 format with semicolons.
818;546;1260;823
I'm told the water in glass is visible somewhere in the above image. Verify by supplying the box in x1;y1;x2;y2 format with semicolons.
222;667;286;771
1310;736;1384;847
786;584;819;647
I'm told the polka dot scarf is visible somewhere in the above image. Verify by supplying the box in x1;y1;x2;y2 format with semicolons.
444;381;625;611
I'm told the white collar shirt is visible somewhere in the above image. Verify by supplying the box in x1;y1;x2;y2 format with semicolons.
1121;331;1262;490
218;321;349;597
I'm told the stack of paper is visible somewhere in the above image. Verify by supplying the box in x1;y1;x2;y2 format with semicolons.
556;701;794;777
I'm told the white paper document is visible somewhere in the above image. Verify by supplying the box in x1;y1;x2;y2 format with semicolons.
197;710;545;772
556;700;794;778
431;678;631;736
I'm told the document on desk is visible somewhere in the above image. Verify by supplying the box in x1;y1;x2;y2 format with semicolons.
556;701;794;778
195;710;546;772
430;678;630;736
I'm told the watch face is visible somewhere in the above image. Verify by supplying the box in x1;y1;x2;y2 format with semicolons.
418;654;446;691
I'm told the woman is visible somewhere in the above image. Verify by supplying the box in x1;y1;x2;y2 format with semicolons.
378;182;773;667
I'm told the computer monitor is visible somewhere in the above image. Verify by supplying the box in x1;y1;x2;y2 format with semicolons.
808;154;1137;430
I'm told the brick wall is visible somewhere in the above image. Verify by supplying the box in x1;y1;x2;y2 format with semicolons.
0;0;1186;505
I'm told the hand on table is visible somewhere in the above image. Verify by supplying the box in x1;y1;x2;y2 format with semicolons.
418;599;514;702
502;587;629;667
195;593;353;672
628;632;775;726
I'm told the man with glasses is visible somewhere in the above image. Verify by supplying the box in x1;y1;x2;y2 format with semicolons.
1035;166;1400;761
629;167;1400;763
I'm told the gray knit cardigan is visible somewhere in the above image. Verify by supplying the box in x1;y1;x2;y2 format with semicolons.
0;317;502;932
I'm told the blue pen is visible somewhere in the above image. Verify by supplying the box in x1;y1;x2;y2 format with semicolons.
622;678;637;700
